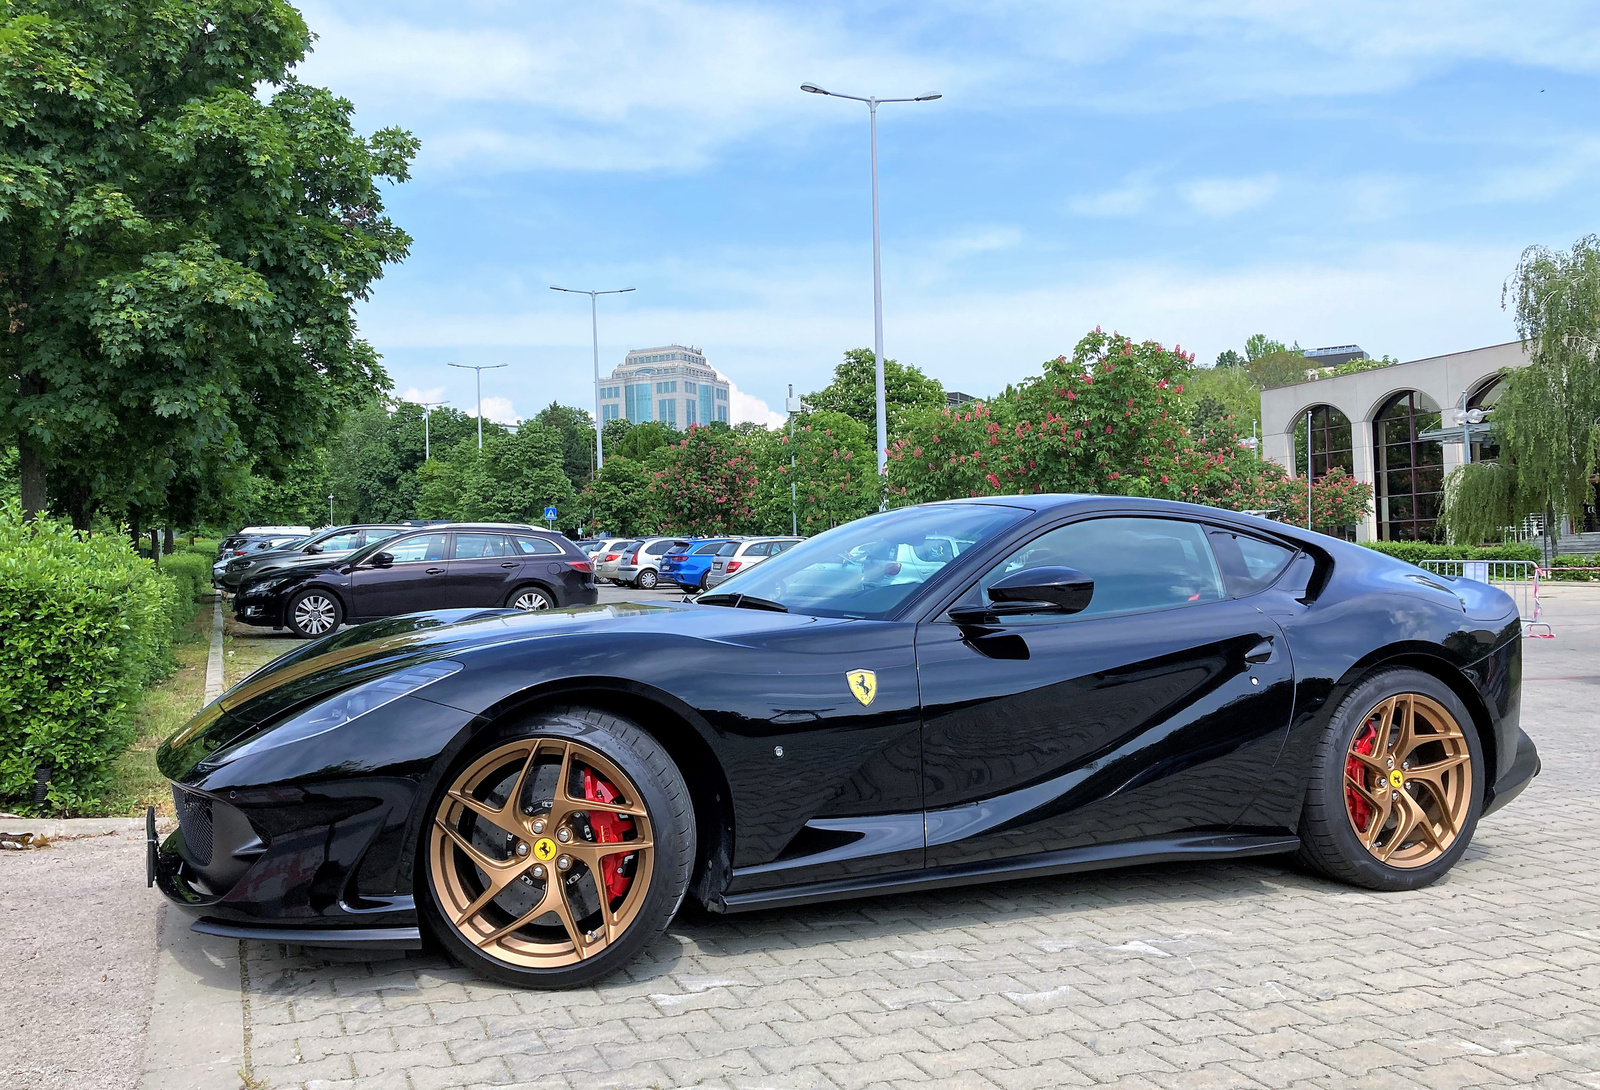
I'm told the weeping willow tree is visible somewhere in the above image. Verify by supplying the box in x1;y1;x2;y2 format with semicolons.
1440;237;1600;552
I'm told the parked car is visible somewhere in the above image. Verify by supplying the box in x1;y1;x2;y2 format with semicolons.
615;537;692;589
593;540;641;584
233;525;596;638
660;538;739;592
702;536;803;590
218;524;411;591
218;526;313;555
156;495;1537;989
212;534;312;582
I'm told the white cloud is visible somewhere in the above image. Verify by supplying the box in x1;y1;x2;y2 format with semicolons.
1183;174;1280;218
720;373;786;427
398;385;447;405
1069;177;1158;218
467;396;520;426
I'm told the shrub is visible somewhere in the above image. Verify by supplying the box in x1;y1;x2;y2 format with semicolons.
1361;541;1541;563
0;504;182;813
1545;554;1600;581
155;551;213;633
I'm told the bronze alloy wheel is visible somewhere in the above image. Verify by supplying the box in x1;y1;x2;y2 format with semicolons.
429;738;654;968
1343;693;1473;868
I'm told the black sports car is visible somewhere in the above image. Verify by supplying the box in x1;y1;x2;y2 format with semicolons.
232;524;596;638
153;496;1539;987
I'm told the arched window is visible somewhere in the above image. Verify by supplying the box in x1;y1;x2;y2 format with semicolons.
1293;405;1354;478
1466;375;1503;464
1374;391;1443;541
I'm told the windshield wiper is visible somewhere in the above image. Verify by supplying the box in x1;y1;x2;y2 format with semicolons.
697;593;789;613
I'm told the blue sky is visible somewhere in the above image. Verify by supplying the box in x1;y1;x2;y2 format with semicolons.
293;0;1600;426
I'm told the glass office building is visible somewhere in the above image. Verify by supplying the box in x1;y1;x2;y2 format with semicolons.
599;345;731;428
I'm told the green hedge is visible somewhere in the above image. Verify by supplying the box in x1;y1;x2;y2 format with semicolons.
0;505;188;813
1545;554;1600;581
154;551;212;632
1361;541;1541;563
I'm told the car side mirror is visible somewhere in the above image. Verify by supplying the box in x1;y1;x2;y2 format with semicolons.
306;543;323;554
949;566;1094;625
369;552;394;569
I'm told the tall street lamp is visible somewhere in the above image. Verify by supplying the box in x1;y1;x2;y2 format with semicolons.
448;363;508;449
801;82;941;486
418;399;448;461
551;285;636;471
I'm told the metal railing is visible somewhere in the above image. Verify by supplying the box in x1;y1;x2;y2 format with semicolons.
1416;559;1550;637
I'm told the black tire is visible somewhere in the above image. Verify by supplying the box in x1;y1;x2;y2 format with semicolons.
636;568;658;590
1297;667;1483;891
421;707;695;988
507;585;555;611
285;588;343;639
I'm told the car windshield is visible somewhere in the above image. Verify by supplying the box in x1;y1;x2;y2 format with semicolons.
703;503;1027;619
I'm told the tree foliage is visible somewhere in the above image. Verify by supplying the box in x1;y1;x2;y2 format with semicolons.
644;425;757;536
753;410;876;534
805;347;946;442
0;0;416;526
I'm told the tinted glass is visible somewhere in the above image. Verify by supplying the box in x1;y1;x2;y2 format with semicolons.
716;541;739;556
515;536;562;556
744;542;772;557
978;517;1224;620
693;542;723;555
364;528;404;546
774;540;800;552
384;533;450;564
1207;530;1295;597
454;533;514;559
707;503;1027;619
646;540;673;556
316;531;362;552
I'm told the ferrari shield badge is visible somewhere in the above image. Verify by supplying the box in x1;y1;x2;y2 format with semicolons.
847;669;877;706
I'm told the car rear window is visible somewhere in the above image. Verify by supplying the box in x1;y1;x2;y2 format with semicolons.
693;542;723;555
515;536;563;556
716;542;739;556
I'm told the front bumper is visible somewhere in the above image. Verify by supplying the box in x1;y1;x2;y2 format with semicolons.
1485;726;1541;815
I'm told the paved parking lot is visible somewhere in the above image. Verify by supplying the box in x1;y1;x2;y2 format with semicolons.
201;584;1600;1090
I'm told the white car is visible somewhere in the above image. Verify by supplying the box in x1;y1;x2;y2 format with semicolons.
593;540;641;584
702;537;803;590
615;537;692;589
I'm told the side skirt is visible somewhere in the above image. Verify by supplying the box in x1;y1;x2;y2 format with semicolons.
191;918;424;950
708;832;1301;914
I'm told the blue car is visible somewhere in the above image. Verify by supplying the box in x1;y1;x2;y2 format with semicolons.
659;538;740;592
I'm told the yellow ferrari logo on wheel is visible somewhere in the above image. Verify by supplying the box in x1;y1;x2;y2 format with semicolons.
847;669;877;706
533;838;557;861
1388;770;1405;789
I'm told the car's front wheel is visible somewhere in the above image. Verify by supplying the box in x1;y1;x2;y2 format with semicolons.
1297;668;1483;891
509;586;554;611
636;569;658;590
421;708;694;988
286;589;342;639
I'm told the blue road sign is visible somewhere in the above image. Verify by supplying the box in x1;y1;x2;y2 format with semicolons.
543;506;558;521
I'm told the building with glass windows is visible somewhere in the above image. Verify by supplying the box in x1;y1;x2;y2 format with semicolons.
597;345;731;429
1259;341;1531;542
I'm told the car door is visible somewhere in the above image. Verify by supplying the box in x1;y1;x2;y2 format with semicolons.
915;515;1295;868
445;533;525;607
349;531;451;620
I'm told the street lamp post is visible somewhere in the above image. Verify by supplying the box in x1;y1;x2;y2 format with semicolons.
328;492;335;524
551;285;636;471
801;82;940;491
448;363;508;449
419;400;448;461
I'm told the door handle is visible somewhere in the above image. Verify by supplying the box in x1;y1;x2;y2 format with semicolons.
1244;637;1277;664
426;567;445;575
501;561;518;568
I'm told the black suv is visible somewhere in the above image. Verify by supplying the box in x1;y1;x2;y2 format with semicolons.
233;524;598;638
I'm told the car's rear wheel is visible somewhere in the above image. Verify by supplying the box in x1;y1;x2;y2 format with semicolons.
636;569;658;590
509;586;554;611
422;709;694;988
286;589;342;639
1297;668;1482;891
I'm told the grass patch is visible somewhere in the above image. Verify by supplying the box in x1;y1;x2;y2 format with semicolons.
98;602;213;818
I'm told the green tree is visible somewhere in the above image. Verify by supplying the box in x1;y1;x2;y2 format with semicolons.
0;0;417;525
324;401;482;522
533;402;597;487
645;426;758;535
1214;348;1247;369
1244;334;1288;362
754;411;875;534
1440;236;1600;547
479;423;574;524
1186;364;1261;434
576;457;651;537
805;348;946;442
611;421;676;462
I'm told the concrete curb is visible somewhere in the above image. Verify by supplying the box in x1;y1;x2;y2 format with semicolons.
0;816;147;836
205;595;225;702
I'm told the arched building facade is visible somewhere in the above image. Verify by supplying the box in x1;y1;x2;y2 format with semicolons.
1259;341;1529;542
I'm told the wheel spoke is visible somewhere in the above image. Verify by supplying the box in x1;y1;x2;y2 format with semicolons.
1392;695;1418;763
446;789;522;839
435;815;508;874
1406;752;1469;785
1358;787;1392;849
1411;777;1459;838
1377;794;1417;862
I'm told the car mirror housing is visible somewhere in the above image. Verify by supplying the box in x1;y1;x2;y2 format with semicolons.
369;552;395;569
949;565;1094;625
306;543;324;554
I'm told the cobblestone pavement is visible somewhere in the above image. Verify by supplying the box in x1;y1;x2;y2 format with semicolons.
230;588;1600;1090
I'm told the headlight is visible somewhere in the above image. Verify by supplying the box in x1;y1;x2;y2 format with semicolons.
202;660;463;767
242;577;287;597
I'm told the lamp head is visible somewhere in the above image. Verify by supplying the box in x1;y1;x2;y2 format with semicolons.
914;93;942;101
800;83;826;95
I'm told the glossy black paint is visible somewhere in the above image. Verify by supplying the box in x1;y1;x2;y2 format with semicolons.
155;495;1540;944
231;526;597;629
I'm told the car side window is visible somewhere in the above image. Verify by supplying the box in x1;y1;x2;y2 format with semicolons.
454;533;514;559
647;540;673;556
774;540;799;553
1207;530;1296;597
384;533;451;564
364;529;403;547
974;517;1226;622
694;542;722;555
747;542;773;557
515;536;561;556
317;531;362;552
717;542;740;556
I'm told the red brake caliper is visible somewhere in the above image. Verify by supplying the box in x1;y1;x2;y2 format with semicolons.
583;768;637;902
1345;723;1377;828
